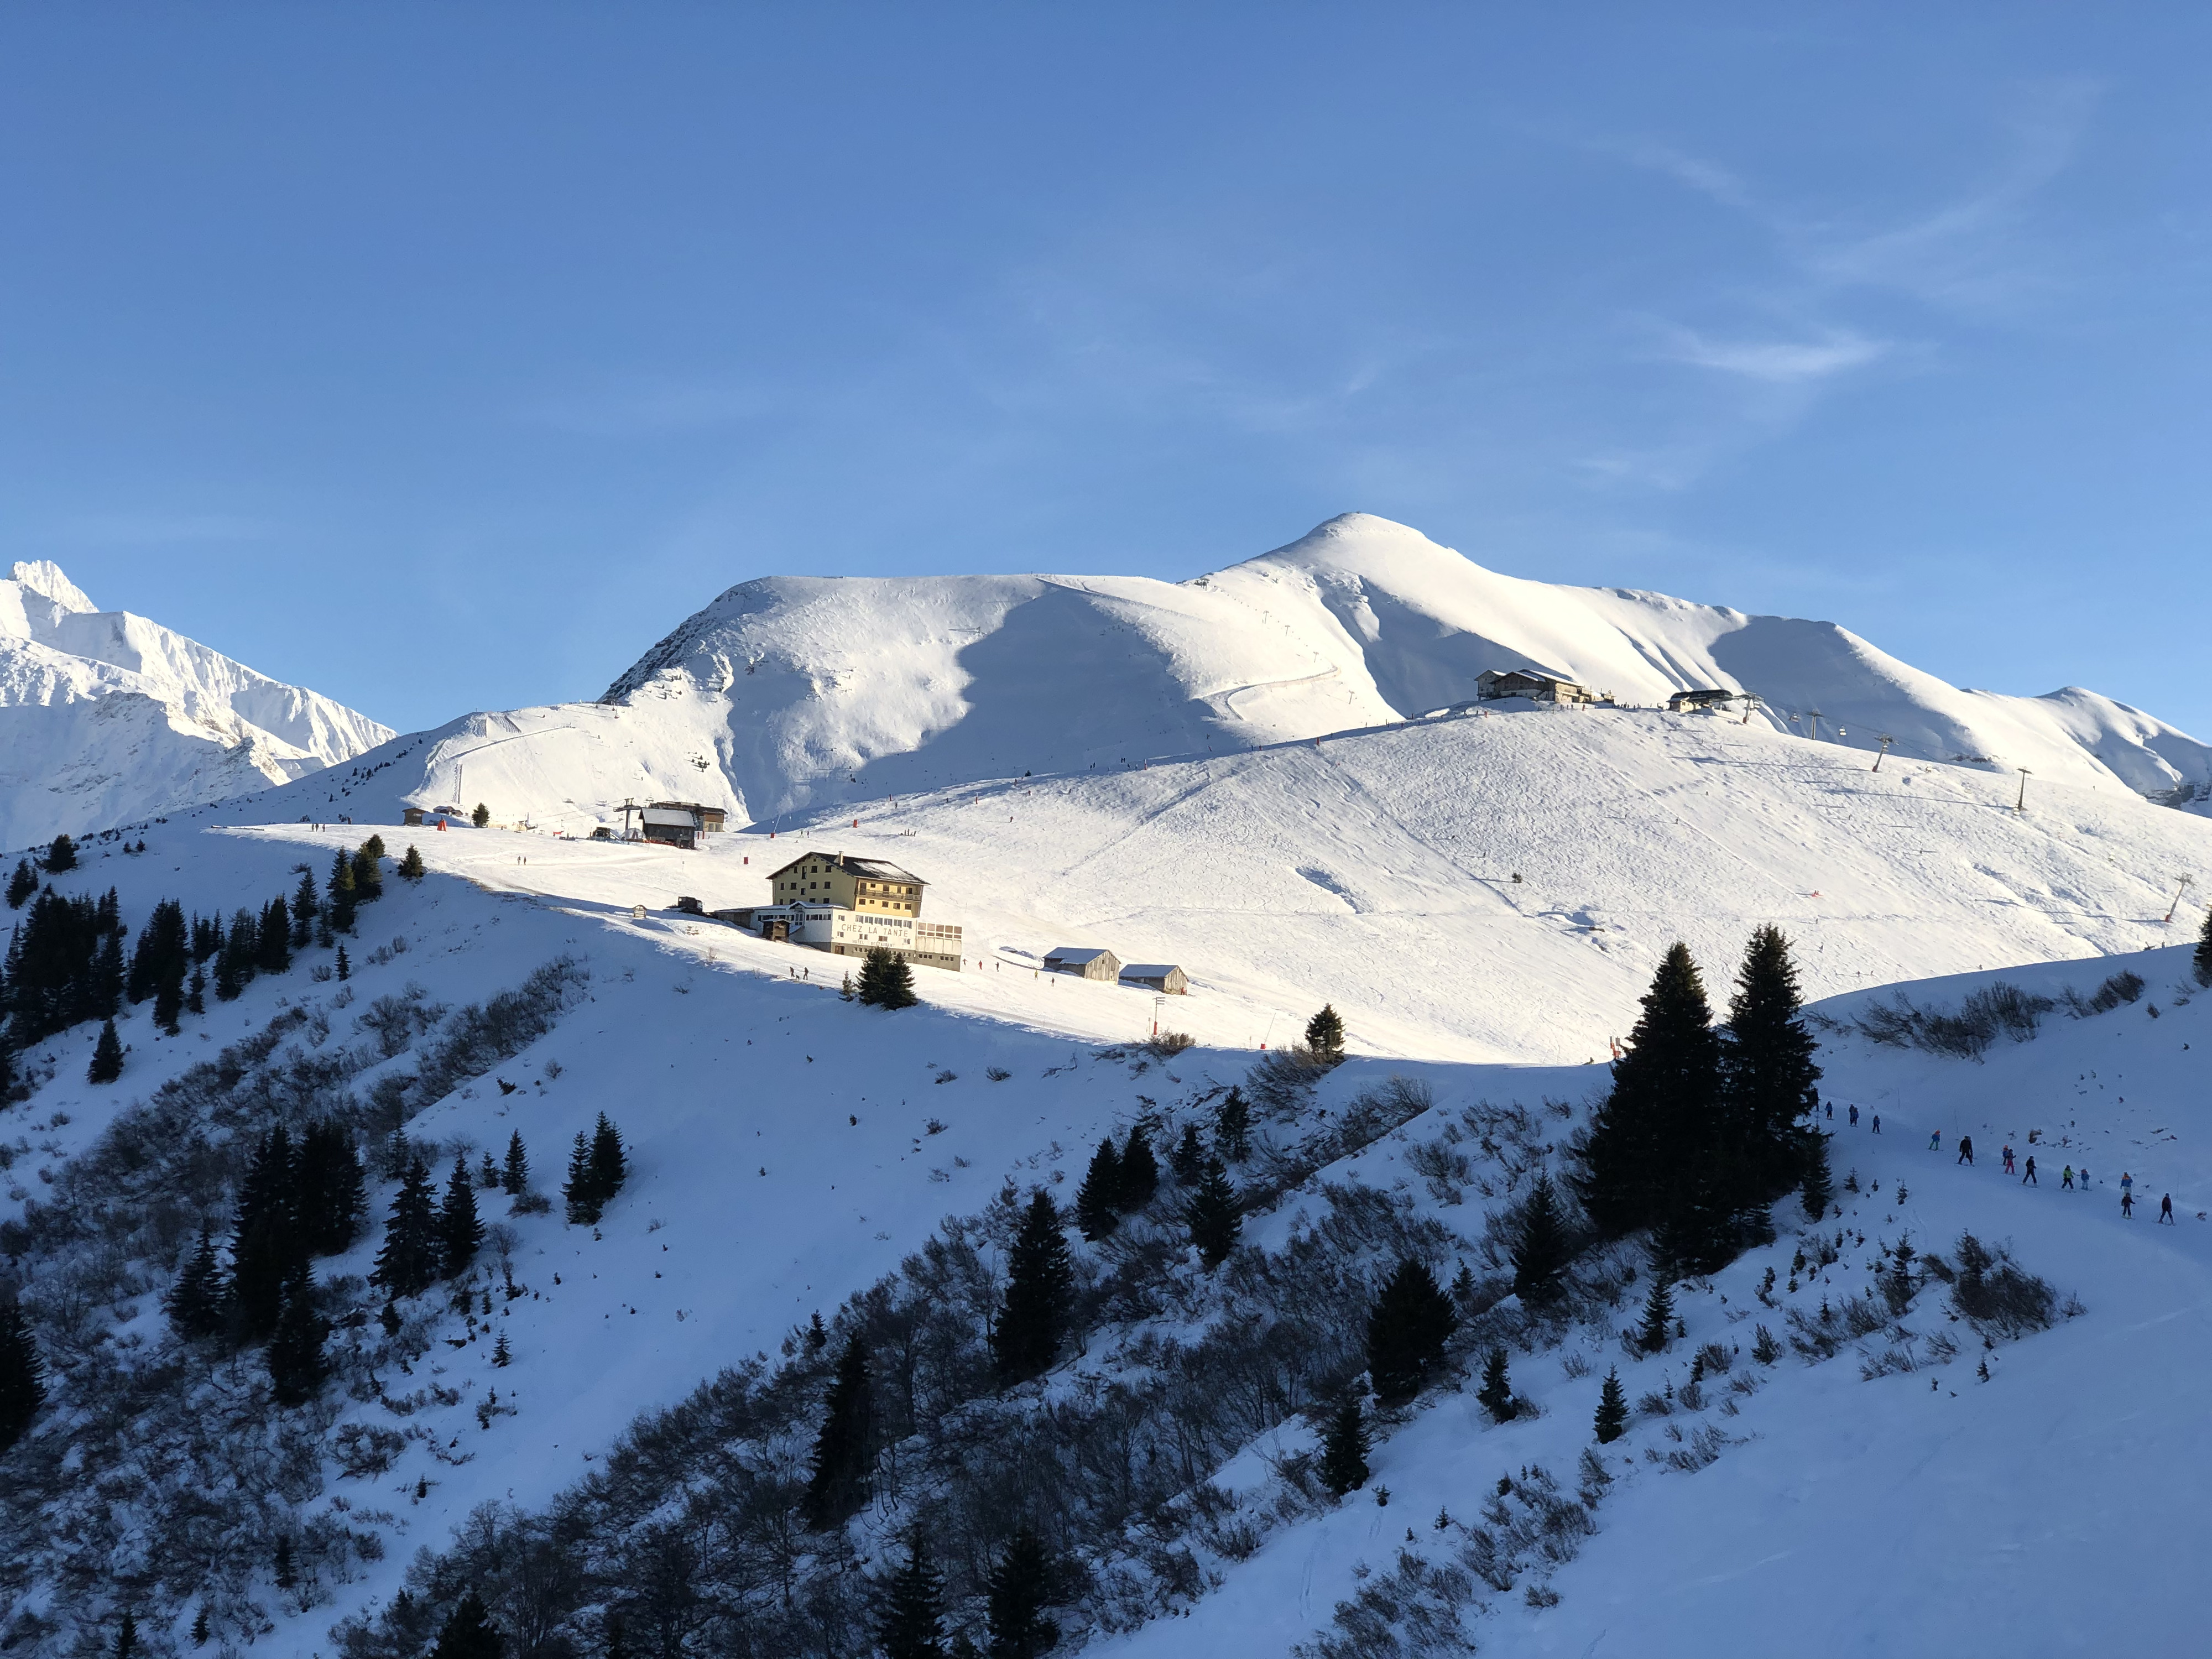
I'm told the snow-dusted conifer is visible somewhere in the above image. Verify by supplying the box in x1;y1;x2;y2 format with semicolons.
375;1156;441;1297
1213;1086;1251;1162
1117;1124;1159;1211
1170;1121;1206;1185
4;857;34;909
2196;904;2212;987
266;1270;327;1406
1304;1003;1345;1063
984;1527;1058;1659
1187;1156;1240;1269
439;1154;483;1279
1593;1367;1628;1443
992;1191;1072;1384
228;1126;300;1342
399;844;426;881
87;1018;123;1083
0;1299;46;1453
802;1335;874;1529
1319;1396;1370;1496
1073;1138;1122;1241
1722;924;1823;1198
327;850;357;935
878;1532;947;1659
1366;1258;1457;1406
428;1590;504;1657
1637;1271;1676;1353
501;1130;529;1196
589;1114;628;1207
1478;1345;1515;1423
1510;1169;1570;1310
1574;942;1720;1239
43;833;76;873
164;1227;227;1342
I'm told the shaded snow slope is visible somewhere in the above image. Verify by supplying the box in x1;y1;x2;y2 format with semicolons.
263;513;2208;834
213;703;2212;1069
0;561;392;850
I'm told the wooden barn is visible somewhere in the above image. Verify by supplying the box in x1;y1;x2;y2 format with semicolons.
1044;946;1122;982
1118;963;1189;995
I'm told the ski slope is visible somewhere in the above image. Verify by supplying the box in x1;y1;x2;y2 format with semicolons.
0;561;392;851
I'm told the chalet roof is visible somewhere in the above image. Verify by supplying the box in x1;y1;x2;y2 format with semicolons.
766;851;926;885
1118;963;1183;978
1045;946;1115;964
1479;666;1580;687
641;807;698;827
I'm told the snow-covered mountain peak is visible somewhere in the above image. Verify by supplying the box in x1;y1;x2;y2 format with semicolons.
0;567;393;850
6;559;97;617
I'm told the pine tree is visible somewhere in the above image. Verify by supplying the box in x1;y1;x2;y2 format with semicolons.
111;1609;138;1657
229;1126;302;1342
1593;1368;1628;1443
1170;1121;1205;1185
878;1532;948;1659
4;858;34;909
478;1151;499;1188
87;1018;123;1084
266;1271;328;1406
1073;1138;1123;1241
1573;942;1721;1239
2195;904;2212;988
91;927;124;1019
439;1154;484;1280
297;1120;366;1256
472;802;492;829
1366;1259;1458;1406
44;833;77;873
1117;1125;1159;1211
1721;925;1823;1200
327;850;357;936
1477;1346;1515;1423
186;965;206;1015
190;1606;210;1646
1304;1003;1345;1063
992;1191;1073;1384
335;944;351;982
429;1591;505;1658
399;844;426;882
1509;1170;1571;1310
257;896;292;975
0;1299;45;1453
984;1527;1058;1659
802;1335;874;1528
564;1131;597;1224
1186;1157;1240;1269
1636;1271;1676;1354
589;1114;628;1208
1213;1087;1251;1162
291;868;320;943
1318;1396;1370;1496
857;946;919;1009
375;1156;442;1297
353;839;384;902
1799;1131;1833;1220
501;1130;529;1196
164;1227;228;1342
153;957;185;1035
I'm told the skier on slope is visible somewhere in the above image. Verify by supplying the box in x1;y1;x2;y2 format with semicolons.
2002;1145;2016;1174
2121;1190;2135;1218
1929;1129;1942;1151
1872;1115;1882;1134
2061;1166;2075;1191
2158;1194;2174;1224
1849;1104;1860;1128
1956;1135;1974;1166
2023;1156;2038;1186
2120;1172;2133;1198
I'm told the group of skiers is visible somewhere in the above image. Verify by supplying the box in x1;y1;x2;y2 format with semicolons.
1821;1103;2178;1223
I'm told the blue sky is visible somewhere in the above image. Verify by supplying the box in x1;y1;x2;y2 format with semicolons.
4;5;2206;738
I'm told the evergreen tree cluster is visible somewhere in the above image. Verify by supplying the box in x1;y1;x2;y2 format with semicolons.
1303;1003;1347;1063
855;946;919;1009
1072;1125;1159;1238
562;1114;629;1224
374;1147;490;1297
2;885;126;1050
2195;904;2212;988
1366;1258;1458;1405
1573;927;1827;1276
4;857;38;909
1319;1396;1370;1496
160;1120;366;1404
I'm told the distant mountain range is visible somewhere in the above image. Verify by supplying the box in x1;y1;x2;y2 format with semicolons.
0;560;392;850
201;513;2211;836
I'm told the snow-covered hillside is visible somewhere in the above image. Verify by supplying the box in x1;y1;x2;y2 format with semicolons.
0;561;392;851
2;803;2203;1655
207;698;2212;1070
230;513;2207;836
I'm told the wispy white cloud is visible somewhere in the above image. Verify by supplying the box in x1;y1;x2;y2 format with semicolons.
1601;136;1754;211
1656;324;1890;384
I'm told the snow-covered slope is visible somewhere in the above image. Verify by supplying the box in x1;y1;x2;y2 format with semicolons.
220;514;2206;836
0;560;392;851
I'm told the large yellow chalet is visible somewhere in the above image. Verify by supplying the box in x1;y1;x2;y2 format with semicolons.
766;851;927;916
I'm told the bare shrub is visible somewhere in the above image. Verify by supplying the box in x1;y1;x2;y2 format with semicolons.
1143;1031;1194;1059
1950;1233;2059;1338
